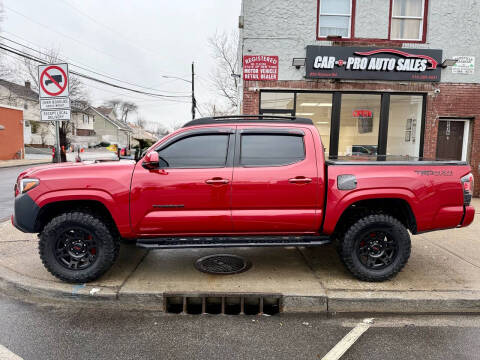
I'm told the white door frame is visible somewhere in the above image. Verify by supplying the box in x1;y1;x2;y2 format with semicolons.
439;118;470;161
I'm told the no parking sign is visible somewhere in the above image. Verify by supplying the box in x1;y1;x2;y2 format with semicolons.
38;63;71;121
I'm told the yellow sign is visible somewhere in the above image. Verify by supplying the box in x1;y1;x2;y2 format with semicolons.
107;144;118;152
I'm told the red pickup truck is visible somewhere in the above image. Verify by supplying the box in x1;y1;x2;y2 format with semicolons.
12;116;475;283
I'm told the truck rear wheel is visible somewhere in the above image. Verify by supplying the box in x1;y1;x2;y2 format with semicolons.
339;214;411;282
39;211;118;283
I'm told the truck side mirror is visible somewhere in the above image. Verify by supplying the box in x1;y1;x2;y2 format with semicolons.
142;152;159;170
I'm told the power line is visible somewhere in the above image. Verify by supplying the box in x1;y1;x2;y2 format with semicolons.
0;35;191;95
4;6;193;85
0;44;191;99
81;78;191;104
3;30;191;87
4;5;134;66
58;0;164;58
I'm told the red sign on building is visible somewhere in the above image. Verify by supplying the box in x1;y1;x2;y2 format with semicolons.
243;55;278;81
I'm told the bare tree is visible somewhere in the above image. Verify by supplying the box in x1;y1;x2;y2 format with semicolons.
135;115;146;128
208;30;239;112
105;99;138;122
20;49;87;101
199;102;233;117
0;4;12;78
153;124;170;139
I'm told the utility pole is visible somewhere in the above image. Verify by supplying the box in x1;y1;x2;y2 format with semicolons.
191;62;195;120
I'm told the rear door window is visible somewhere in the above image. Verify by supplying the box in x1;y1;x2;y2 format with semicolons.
240;134;305;166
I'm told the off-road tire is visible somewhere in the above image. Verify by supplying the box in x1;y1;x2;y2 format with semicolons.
39;211;118;283
339;214;411;282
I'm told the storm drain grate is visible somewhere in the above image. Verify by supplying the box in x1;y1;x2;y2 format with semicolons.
194;254;251;275
164;295;281;315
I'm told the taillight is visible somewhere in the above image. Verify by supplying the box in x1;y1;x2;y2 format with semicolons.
461;173;474;206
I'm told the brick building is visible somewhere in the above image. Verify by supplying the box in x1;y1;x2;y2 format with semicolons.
238;0;480;196
0;106;24;160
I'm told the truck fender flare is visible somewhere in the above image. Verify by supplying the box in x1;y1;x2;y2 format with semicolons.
35;189;121;228
322;188;418;234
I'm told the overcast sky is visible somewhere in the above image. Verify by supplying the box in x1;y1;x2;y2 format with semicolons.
1;0;241;131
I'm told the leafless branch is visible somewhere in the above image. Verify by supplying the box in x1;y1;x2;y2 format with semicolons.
208;30;239;112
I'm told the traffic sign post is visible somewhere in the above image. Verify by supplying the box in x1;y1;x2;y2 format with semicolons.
38;63;70;162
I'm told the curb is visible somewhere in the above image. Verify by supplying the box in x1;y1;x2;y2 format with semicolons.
1;262;480;313
327;290;480;313
0;161;50;169
0;264;122;309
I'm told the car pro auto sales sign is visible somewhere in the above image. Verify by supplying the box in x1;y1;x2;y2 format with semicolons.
306;46;442;82
243;55;279;81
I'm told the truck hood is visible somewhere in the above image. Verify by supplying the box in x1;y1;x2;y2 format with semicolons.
17;160;137;200
18;160;136;180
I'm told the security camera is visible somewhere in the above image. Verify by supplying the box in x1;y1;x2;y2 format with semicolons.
434;88;441;94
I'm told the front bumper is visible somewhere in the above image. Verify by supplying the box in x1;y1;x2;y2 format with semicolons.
12;193;40;233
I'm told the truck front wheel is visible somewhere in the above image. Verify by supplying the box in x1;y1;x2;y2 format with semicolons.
39;211;118;283
339;214;411;282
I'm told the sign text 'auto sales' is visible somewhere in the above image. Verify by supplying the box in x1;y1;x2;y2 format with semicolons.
306;46;443;82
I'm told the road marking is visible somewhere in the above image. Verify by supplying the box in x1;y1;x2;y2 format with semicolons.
0;344;23;360
321;318;374;360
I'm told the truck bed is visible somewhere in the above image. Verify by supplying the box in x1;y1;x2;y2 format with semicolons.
323;156;473;235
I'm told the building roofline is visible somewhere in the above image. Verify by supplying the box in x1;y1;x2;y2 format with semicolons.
89;106;132;132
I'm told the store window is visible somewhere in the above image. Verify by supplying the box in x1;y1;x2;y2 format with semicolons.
259;91;425;159
387;95;423;157
318;0;353;38
390;0;426;41
260;92;294;111
338;94;381;156
296;93;332;155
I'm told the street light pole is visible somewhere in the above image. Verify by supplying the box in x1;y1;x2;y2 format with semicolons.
191;62;195;120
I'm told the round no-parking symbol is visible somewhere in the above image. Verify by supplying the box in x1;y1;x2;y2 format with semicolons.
38;64;69;98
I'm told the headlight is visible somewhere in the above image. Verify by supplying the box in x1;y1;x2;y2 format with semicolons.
18;178;39;194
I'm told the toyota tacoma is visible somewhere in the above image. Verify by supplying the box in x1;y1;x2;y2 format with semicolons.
12;116;475;283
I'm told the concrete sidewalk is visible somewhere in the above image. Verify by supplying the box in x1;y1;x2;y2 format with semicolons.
0;159;50;168
1;200;479;313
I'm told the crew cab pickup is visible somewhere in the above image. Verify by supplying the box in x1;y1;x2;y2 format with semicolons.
12;115;475;283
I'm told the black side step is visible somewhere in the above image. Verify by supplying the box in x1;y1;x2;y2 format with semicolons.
136;235;331;249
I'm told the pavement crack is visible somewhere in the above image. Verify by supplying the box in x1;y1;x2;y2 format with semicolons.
295;246;328;290
116;249;150;298
425;239;480;270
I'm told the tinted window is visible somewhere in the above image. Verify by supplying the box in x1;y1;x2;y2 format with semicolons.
240;134;305;166
158;134;229;168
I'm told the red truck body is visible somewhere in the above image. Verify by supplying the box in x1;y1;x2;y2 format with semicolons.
11;116;475;282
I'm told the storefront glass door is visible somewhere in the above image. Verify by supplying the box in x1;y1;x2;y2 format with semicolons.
338;94;381;157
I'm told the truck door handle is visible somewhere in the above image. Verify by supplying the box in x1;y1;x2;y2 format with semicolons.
205;178;230;185
289;177;312;184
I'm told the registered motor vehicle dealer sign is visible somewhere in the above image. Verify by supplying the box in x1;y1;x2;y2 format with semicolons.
38;63;71;121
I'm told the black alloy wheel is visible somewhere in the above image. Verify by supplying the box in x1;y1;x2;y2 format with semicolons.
55;228;98;270
356;229;399;270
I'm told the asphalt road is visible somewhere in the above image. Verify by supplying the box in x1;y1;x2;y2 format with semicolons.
0;165;34;221
0;295;479;360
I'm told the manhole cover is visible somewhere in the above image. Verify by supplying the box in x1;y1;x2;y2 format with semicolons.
194;254;251;275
